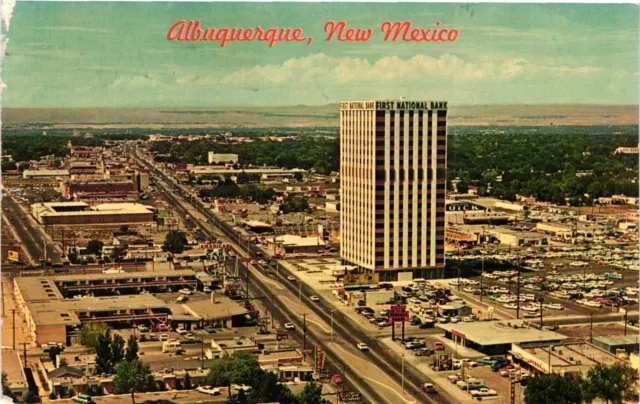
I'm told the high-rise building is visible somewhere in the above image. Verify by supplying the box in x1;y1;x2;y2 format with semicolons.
340;100;448;281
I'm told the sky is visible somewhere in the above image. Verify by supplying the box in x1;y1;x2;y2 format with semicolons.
1;2;638;107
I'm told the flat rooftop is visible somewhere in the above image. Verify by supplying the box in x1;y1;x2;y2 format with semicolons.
593;335;640;346
27;294;168;327
1;351;28;390
185;297;249;320
437;320;568;346
15;277;64;302
52;269;196;282
276;234;326;247
515;342;627;373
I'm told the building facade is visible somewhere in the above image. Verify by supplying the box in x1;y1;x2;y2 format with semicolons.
340;100;447;281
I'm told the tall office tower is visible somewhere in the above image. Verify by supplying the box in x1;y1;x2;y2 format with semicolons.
340;100;448;282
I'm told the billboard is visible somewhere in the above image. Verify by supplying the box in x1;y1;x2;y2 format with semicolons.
276;331;289;341
343;272;379;287
8;251;20;262
388;305;409;322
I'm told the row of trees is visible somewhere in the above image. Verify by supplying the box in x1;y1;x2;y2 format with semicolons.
151;136;339;175
448;128;639;204
198;179;277;205
78;324;152;404
525;363;637;404
207;352;324;404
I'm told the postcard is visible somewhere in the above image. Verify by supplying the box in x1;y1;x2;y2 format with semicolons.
1;2;638;404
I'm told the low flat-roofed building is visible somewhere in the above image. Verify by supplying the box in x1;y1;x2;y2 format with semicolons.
2;350;29;399
486;228;549;247
536;222;573;239
23;169;70;179
592;335;640;354
242;220;274;233
511;340;630;376
184;297;250;328
208;152;239;164
266;234;326;254
61;180;138;204
31;201;155;226
437;320;567;355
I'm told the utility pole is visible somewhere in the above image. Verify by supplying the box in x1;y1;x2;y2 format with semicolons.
303;313;307;351
299;282;302;308
589;313;593;343
201;339;204;369
538;297;544;327
516;257;521;320
401;353;405;394
270;294;275;330
12;308;17;350
480;256;484;302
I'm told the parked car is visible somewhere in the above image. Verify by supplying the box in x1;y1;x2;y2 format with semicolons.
310;295;320;302
284;323;296;330
197;386;221;396
332;374;343;384
422;383;437;394
178;288;193;295
434;342;445;350
204;326;217;334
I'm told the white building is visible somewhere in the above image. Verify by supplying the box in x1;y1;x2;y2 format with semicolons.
207;153;238;164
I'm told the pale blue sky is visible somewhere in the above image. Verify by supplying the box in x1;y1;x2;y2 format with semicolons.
2;2;638;107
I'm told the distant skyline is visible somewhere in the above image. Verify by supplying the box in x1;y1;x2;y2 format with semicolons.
2;2;638;107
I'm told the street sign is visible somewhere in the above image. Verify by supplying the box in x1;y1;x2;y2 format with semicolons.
276;331;289;341
200;243;229;249
388;305;409;322
315;346;325;371
338;391;362;402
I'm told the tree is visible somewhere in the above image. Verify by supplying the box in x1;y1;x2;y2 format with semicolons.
294;172;304;182
2;371;17;401
125;335;139;362
113;359;154;404
582;363;637;404
248;371;295;404
208;352;261;400
297;381;323;404
112;334;126;366
49;345;63;364
95;331;113;374
86;239;104;256
80;323;110;350
163;230;187;254
524;373;583;404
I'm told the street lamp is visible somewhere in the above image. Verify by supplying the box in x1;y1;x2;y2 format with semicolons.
538;296;544;328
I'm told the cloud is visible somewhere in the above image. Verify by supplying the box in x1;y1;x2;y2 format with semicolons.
32;26;111;33
2;0;16;31
208;53;607;90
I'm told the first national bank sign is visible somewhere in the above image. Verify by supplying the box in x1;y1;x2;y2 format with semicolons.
340;101;448;111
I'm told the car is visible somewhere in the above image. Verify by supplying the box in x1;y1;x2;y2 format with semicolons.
406;341;426;350
179;288;194;295
422;383;437;394
544;303;564;310
177;328;188;335
310;295;320;302
463;287;475;293
176;296;188;303
72;394;94;404
157;324;170;332
471;388;498;397
137;324;149;332
284;323;296;330
332;374;343;384
160;334;168;341
148;334;159;341
434;342;445;350
414;348;434;357
287;276;296;281
184;334;196;342
204;325;217;333
447;375;460;384
420;321;436;329
503;303;517;309
197;385;222;396
203;286;212;293
357;343;369;351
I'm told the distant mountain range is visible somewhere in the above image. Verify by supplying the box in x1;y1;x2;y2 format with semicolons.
2;104;638;129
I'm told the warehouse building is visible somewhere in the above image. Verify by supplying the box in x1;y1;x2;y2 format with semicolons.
31;202;156;226
23;169;70;179
485;228;549;247
592;335;640;355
